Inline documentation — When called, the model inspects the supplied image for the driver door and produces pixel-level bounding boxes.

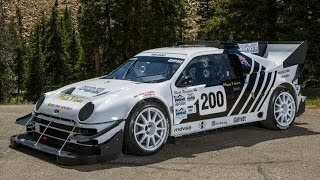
[171,54,241,126]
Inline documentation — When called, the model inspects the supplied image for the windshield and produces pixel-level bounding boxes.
[105,56,184,83]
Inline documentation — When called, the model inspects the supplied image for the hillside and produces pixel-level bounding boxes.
[2,0,79,37]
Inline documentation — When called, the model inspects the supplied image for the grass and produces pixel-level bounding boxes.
[304,88,320,108]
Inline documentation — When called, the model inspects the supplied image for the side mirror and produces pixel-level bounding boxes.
[176,75,193,87]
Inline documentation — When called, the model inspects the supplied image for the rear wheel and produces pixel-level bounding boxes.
[124,102,170,155]
[260,87,296,130]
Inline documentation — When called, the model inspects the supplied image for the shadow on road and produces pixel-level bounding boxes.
[11,122,320,171]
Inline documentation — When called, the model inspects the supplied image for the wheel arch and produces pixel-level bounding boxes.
[126,97,172,134]
[277,82,298,107]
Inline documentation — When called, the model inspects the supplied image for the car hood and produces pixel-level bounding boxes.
[68,78,143,98]
[37,79,152,121]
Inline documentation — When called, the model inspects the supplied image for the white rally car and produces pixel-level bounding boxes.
[11,41,307,165]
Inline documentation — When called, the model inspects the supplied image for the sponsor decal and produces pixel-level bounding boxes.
[168,59,183,64]
[151,53,166,57]
[187,93,195,102]
[48,103,72,111]
[174,125,191,132]
[238,42,259,53]
[198,121,207,129]
[187,105,196,114]
[237,54,251,67]
[78,86,105,94]
[174,90,182,95]
[133,91,155,98]
[182,89,193,93]
[223,81,241,87]
[174,95,186,106]
[175,108,187,119]
[233,116,246,123]
[58,94,84,103]
[278,69,291,78]
[193,88,198,92]
[211,120,227,127]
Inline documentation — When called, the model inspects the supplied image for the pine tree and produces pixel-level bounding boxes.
[198,0,278,40]
[24,23,45,102]
[0,0,17,103]
[44,0,67,89]
[78,0,107,78]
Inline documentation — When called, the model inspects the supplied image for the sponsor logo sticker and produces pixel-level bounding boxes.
[187,105,196,114]
[78,86,105,94]
[175,108,187,119]
[168,59,183,64]
[198,121,207,129]
[223,81,241,87]
[133,91,155,98]
[186,93,195,102]
[174,125,191,132]
[211,120,227,127]
[239,42,259,53]
[48,103,72,111]
[58,94,84,103]
[174,95,186,106]
[233,116,246,123]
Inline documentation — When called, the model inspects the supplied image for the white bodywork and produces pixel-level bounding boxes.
[34,43,306,144]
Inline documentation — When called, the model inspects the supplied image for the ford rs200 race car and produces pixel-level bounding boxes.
[11,41,308,165]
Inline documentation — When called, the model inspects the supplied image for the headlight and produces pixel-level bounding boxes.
[35,94,45,111]
[78,102,94,121]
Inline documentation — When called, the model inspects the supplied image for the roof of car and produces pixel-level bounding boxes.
[141,47,223,56]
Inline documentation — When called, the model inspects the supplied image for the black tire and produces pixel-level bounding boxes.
[123,102,170,155]
[260,87,296,130]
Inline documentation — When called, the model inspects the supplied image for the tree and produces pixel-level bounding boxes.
[199,0,279,40]
[78,0,108,78]
[24,23,45,102]
[0,0,18,103]
[44,0,67,89]
[277,0,320,83]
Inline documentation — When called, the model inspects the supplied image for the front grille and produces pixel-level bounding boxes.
[40,126,69,140]
[33,115,98,148]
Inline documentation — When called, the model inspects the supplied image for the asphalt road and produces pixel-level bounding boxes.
[1,105,320,180]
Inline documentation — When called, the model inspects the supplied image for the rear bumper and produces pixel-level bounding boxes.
[10,130,123,165]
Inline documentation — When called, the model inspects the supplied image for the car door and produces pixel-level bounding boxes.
[171,53,245,127]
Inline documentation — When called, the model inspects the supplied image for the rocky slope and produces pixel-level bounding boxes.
[2,0,79,37]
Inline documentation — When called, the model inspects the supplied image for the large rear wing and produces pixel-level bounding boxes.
[238,41,308,68]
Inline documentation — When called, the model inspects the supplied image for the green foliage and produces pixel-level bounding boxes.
[24,23,45,102]
[44,0,67,89]
[1,0,320,104]
[0,2,18,103]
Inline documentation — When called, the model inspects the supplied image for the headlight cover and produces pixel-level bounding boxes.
[78,102,94,121]
[35,94,45,111]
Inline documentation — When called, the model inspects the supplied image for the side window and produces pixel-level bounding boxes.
[228,53,252,77]
[176,54,236,87]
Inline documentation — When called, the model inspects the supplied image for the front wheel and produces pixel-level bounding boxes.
[260,87,296,130]
[124,102,170,155]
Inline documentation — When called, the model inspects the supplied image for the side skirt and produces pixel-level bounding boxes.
[171,112,265,137]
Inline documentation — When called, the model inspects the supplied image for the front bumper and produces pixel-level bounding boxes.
[10,130,123,165]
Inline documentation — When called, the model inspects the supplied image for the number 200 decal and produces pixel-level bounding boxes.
[199,86,227,115]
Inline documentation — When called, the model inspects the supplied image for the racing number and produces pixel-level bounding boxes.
[201,91,224,110]
[198,86,226,115]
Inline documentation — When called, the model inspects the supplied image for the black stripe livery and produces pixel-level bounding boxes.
[257,72,277,111]
[251,72,272,112]
[242,72,266,113]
